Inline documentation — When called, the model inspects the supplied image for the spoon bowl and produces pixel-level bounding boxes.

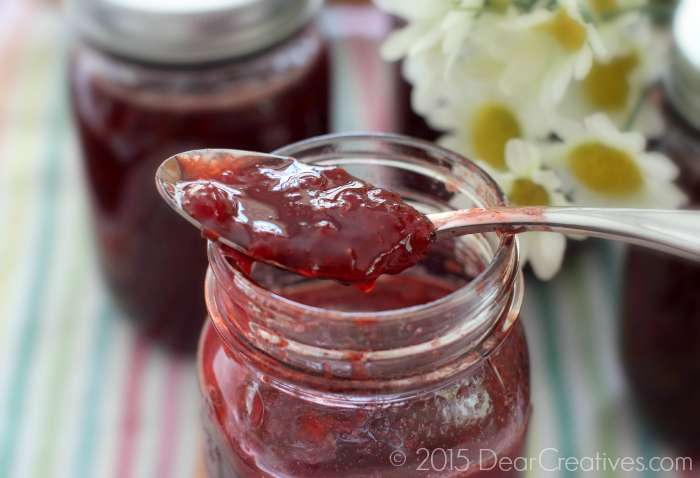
[155,148,294,263]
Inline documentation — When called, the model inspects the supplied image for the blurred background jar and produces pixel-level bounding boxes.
[67,0,331,354]
[621,0,700,455]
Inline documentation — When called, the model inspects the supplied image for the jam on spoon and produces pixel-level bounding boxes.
[156,149,700,289]
[162,150,436,286]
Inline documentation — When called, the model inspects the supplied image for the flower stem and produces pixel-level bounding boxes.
[624,85,653,131]
[601,3,675,22]
[512,0,540,12]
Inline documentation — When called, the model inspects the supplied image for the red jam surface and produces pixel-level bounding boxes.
[200,275,531,477]
[174,152,436,285]
[69,37,330,352]
[622,98,700,455]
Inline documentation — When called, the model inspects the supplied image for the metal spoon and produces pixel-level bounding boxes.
[156,149,700,263]
[430,207,700,261]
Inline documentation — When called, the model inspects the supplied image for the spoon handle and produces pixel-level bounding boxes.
[429,207,700,261]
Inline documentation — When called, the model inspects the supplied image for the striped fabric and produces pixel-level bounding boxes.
[0,2,694,478]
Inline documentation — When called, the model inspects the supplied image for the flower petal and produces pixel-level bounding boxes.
[380,24,428,60]
[505,139,540,176]
[527,232,567,280]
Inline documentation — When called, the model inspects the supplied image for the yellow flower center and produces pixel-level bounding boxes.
[509,178,551,206]
[540,9,588,52]
[582,53,639,111]
[471,103,522,171]
[568,142,644,196]
[588,0,618,14]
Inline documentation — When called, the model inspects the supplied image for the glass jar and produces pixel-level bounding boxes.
[67,0,331,353]
[198,134,531,477]
[621,0,700,454]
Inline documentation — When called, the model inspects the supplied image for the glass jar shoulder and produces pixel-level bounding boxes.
[69,24,329,111]
[69,23,331,153]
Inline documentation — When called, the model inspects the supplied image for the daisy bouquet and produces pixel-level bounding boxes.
[377,0,685,279]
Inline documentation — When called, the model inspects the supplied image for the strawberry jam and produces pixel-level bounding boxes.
[172,151,436,285]
[69,17,329,352]
[196,135,531,477]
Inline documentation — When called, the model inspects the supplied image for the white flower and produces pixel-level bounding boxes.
[375,0,684,282]
[558,10,665,134]
[400,11,522,118]
[547,114,686,208]
[400,46,452,117]
[434,84,551,172]
[378,0,486,67]
[495,140,571,280]
[497,0,608,107]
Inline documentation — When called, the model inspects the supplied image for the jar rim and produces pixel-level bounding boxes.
[208,132,519,323]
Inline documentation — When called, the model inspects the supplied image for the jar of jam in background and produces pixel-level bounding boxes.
[621,0,700,455]
[199,134,531,477]
[67,0,331,353]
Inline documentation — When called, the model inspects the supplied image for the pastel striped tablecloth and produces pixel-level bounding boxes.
[0,2,695,477]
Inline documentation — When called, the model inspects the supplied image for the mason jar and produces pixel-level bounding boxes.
[198,134,531,477]
[67,0,331,353]
[621,0,700,454]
